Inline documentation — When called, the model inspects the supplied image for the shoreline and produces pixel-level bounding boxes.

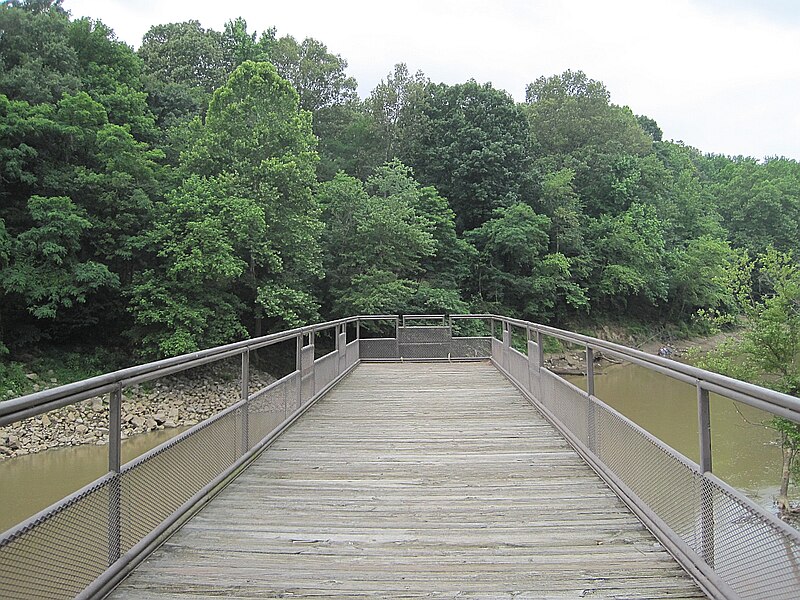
[0,363,274,460]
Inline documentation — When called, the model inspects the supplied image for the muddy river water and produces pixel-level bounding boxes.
[566,361,789,509]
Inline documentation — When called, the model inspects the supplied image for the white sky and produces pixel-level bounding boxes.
[63,0,800,161]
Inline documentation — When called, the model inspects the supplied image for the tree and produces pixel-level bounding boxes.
[181,60,323,336]
[138,20,228,128]
[667,235,739,322]
[698,248,800,512]
[317,167,436,316]
[0,0,80,105]
[710,157,800,256]
[538,168,583,254]
[525,70,652,217]
[584,203,668,314]
[367,63,429,163]
[0,196,117,323]
[268,34,359,179]
[467,203,587,321]
[403,80,531,232]
[129,175,260,356]
[268,35,357,114]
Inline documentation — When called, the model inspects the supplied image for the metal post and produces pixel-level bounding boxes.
[310,331,316,396]
[698,385,712,473]
[296,333,302,408]
[240,349,250,455]
[586,347,597,453]
[502,322,510,371]
[536,330,544,370]
[108,386,122,474]
[697,383,715,566]
[107,385,122,566]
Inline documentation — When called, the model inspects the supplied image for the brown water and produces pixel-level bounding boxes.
[567,362,789,510]
[0,428,186,533]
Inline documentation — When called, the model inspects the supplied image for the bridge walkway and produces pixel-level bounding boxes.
[110,361,703,598]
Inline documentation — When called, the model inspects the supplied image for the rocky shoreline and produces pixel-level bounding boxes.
[0,364,274,460]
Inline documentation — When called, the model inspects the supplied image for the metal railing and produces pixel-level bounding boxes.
[480,314,800,600]
[2,314,800,599]
[0,317,363,600]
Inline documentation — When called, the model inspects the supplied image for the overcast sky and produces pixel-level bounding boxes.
[63,0,800,161]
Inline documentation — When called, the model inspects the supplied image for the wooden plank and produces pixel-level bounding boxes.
[110,362,705,598]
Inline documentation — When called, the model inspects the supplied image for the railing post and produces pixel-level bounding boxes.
[586,347,597,453]
[697,382,715,566]
[502,322,511,372]
[355,320,361,361]
[697,385,712,473]
[536,330,544,370]
[240,349,250,455]
[395,316,401,359]
[107,384,122,566]
[310,331,316,397]
[296,333,303,408]
[337,324,346,374]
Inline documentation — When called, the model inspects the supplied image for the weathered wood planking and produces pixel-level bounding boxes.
[110,362,705,599]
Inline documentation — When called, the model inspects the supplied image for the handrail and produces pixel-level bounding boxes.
[3,313,800,600]
[487,314,800,421]
[0,316,360,425]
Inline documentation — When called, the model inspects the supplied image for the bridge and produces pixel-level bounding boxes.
[1,315,799,599]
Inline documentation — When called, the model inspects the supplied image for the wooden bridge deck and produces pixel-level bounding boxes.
[110,362,704,599]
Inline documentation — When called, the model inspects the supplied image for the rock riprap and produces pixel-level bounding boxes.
[0,364,274,459]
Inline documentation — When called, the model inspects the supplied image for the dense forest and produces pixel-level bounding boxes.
[1,0,800,362]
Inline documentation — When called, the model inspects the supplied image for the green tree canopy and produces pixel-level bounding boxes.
[403,80,531,232]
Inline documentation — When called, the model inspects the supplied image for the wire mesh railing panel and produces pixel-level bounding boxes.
[359,338,398,359]
[593,400,702,542]
[397,342,450,359]
[397,326,451,343]
[119,408,240,552]
[0,478,113,599]
[491,338,503,363]
[345,340,358,368]
[540,370,588,446]
[286,372,301,414]
[301,373,314,405]
[248,376,293,446]
[313,352,339,394]
[507,348,530,391]
[449,337,491,358]
[707,479,800,599]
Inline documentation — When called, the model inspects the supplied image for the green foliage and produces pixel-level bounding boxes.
[2,3,800,369]
[467,203,587,321]
[128,173,260,356]
[668,236,740,320]
[403,80,532,232]
[710,157,800,256]
[696,248,800,500]
[585,203,668,311]
[367,63,429,164]
[269,35,357,114]
[0,196,117,319]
